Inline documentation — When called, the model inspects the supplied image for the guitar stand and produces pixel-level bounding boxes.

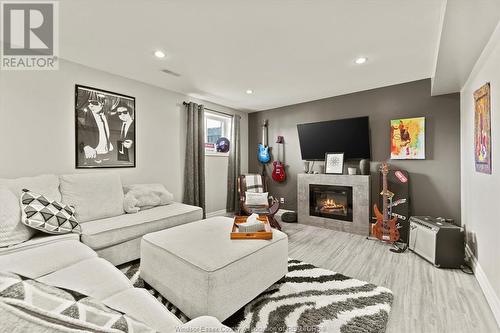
[366,235,408,254]
[389,242,408,253]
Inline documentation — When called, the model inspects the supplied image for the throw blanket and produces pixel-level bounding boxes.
[245,174,264,193]
[123,184,174,213]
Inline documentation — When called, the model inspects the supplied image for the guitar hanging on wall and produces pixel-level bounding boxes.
[372,162,400,243]
[258,120,271,164]
[272,136,286,182]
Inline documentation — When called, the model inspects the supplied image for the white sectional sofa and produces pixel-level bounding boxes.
[0,173,203,265]
[0,172,231,332]
[81,203,202,265]
[0,233,233,332]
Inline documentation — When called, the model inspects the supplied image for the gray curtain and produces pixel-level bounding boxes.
[183,102,206,218]
[226,114,241,213]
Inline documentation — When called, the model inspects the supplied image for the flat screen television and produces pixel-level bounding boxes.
[297,116,371,160]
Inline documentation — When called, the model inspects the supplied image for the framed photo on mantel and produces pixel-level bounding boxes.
[324,152,344,174]
[75,85,136,168]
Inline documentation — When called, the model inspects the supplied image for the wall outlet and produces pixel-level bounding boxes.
[280,197,285,204]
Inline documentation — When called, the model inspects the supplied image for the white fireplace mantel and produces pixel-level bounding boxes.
[297,174,371,236]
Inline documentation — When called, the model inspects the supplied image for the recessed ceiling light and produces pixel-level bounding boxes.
[246,89,254,94]
[355,57,367,64]
[154,50,166,58]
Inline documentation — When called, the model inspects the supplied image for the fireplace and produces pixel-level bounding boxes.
[309,184,353,222]
[299,174,370,236]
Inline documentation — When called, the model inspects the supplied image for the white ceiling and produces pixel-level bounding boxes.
[55,0,499,112]
[431,0,500,96]
[57,0,448,112]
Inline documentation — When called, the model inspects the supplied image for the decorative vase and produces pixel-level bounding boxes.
[303,161,310,173]
[359,159,370,175]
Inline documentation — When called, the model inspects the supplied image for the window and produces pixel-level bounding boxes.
[206,118,223,144]
[205,111,232,155]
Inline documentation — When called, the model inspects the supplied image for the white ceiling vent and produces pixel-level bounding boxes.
[160,69,181,77]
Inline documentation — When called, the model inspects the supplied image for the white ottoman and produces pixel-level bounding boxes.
[140,216,288,321]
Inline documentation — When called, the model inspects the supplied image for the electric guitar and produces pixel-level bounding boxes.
[272,136,286,182]
[372,163,400,243]
[258,120,271,164]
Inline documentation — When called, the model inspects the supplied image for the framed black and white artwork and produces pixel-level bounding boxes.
[324,152,344,174]
[75,85,136,168]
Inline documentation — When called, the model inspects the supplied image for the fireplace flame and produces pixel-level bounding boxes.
[318,198,347,215]
[322,199,344,209]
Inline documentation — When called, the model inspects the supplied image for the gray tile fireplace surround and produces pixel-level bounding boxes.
[297,174,371,236]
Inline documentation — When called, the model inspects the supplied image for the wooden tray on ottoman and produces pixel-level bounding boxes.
[231,215,273,240]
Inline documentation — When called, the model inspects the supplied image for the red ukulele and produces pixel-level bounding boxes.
[272,136,286,182]
[372,163,400,243]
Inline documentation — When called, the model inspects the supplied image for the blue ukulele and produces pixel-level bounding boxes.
[258,120,271,164]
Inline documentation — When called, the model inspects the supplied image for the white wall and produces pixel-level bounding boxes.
[461,22,500,325]
[205,156,230,214]
[0,59,248,213]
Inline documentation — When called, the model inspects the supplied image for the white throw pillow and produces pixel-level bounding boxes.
[124,183,173,196]
[245,191,269,206]
[59,173,124,223]
[123,184,174,214]
[0,188,34,247]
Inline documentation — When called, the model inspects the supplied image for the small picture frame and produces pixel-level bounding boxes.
[324,152,344,174]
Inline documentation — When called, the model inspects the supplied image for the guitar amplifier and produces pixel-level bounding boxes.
[408,216,465,268]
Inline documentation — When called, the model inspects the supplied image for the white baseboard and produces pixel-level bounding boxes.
[206,209,227,218]
[466,245,500,327]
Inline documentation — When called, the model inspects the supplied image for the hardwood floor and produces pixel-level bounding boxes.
[281,222,499,333]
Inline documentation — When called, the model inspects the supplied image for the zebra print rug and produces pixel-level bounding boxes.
[119,259,393,333]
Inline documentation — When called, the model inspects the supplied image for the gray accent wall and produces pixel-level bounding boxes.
[248,79,461,222]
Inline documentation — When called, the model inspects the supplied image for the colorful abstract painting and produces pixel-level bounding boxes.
[390,117,425,160]
[474,83,492,174]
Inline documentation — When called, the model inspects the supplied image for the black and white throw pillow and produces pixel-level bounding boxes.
[0,272,156,333]
[20,189,81,234]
